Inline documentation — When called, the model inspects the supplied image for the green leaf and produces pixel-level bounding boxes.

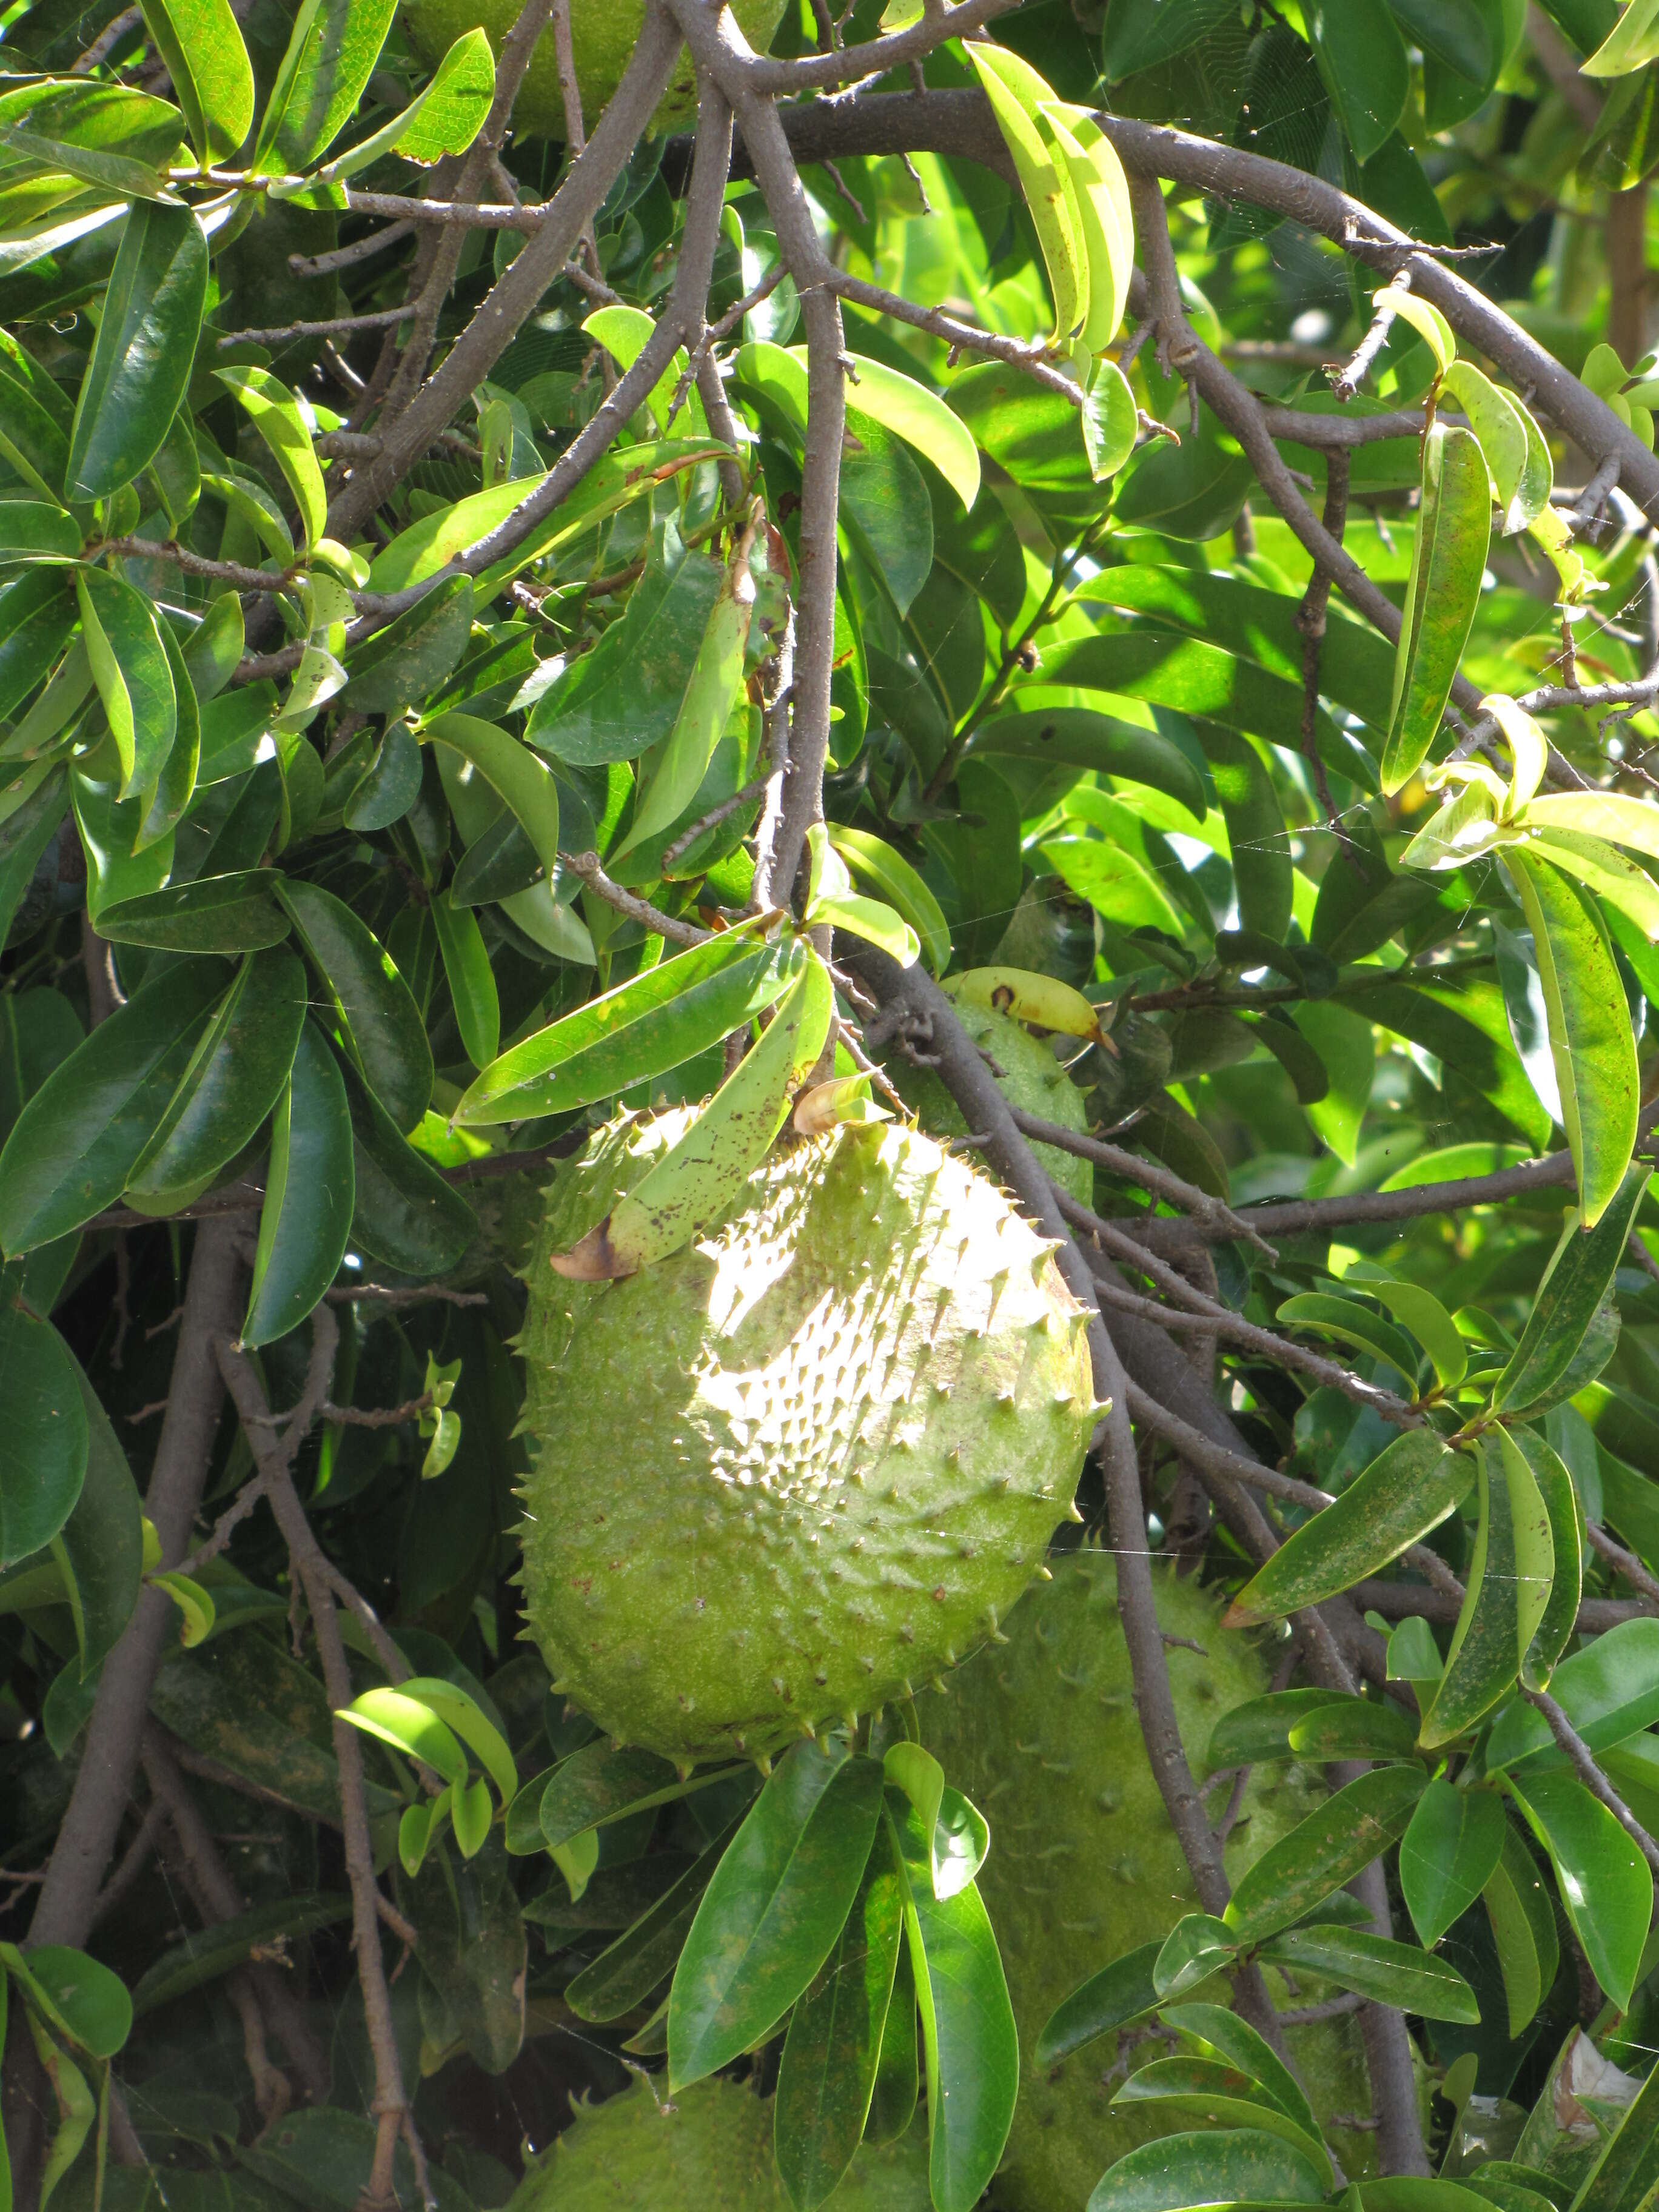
[343,575,474,719]
[339,1055,475,1278]
[1087,2128,1330,2212]
[1510,1426,1582,1691]
[1518,828,1659,942]
[0,768,69,948]
[946,361,1134,511]
[1399,1780,1507,1948]
[612,548,752,866]
[1487,1617,1659,1771]
[1489,1164,1649,1413]
[1305,0,1409,156]
[431,888,499,1070]
[0,1305,87,1570]
[1259,1923,1479,2021]
[75,565,177,799]
[1223,1765,1429,1943]
[0,959,222,1253]
[1285,1698,1423,1763]
[885,1798,1018,2212]
[52,1356,141,1675]
[1033,1941,1161,2066]
[150,1567,214,1645]
[551,948,828,1280]
[1112,2058,1333,2176]
[826,828,951,978]
[1381,425,1492,794]
[1506,851,1639,1226]
[1274,1292,1422,1378]
[64,202,206,500]
[0,571,76,720]
[970,706,1207,817]
[341,725,423,834]
[1507,1770,1649,2009]
[215,366,326,549]
[5,1942,132,2059]
[774,1851,905,2212]
[0,502,80,560]
[139,0,255,159]
[1441,361,1540,533]
[1153,1912,1238,1998]
[1584,0,1659,72]
[309,25,494,181]
[394,1676,516,1804]
[565,1801,754,2022]
[1162,2003,1321,2147]
[867,1939,919,2145]
[425,714,560,883]
[1205,1689,1358,1769]
[1361,975,1552,1148]
[1420,1429,1554,1749]
[669,1740,883,2089]
[253,0,399,170]
[1561,2028,1659,2212]
[1482,1818,1558,2036]
[131,1893,350,2017]
[526,514,723,766]
[97,871,289,954]
[1226,1430,1474,1624]
[125,945,306,1204]
[278,877,433,1134]
[338,1685,469,1788]
[243,1019,354,1347]
[788,346,979,514]
[534,1742,744,1852]
[1348,1270,1469,1388]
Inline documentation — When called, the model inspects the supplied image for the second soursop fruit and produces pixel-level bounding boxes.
[507,2077,930,2211]
[885,996,1093,1208]
[517,1113,1096,1763]
[919,1552,1374,2211]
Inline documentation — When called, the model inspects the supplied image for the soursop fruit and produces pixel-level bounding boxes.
[918,1552,1374,2212]
[517,1112,1096,1763]
[884,997,1094,1208]
[507,2077,930,2211]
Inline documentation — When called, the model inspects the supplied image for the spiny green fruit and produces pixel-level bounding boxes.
[448,1162,554,1286]
[401,0,788,141]
[917,1552,1375,2212]
[506,2078,931,2210]
[884,998,1094,1209]
[990,875,1098,989]
[516,1111,1096,1763]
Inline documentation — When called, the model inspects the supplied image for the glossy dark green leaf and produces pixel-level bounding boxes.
[0,571,76,720]
[139,610,200,853]
[75,564,176,799]
[1487,1617,1659,1770]
[1152,1912,1238,1999]
[1482,1818,1559,2036]
[343,575,474,718]
[431,888,499,1071]
[1399,1779,1506,1948]
[1205,1689,1354,1769]
[255,0,398,172]
[139,0,255,158]
[126,947,306,1204]
[534,1742,734,1851]
[774,1853,905,2212]
[1162,2004,1320,2146]
[64,201,206,500]
[1305,0,1409,158]
[565,1802,754,2023]
[528,517,723,765]
[669,1741,884,2090]
[968,708,1207,817]
[1508,1770,1649,2010]
[1285,1697,1421,1763]
[885,1798,1017,2212]
[1111,414,1255,542]
[97,870,289,953]
[0,501,79,559]
[397,1837,526,2075]
[1111,2057,1331,2171]
[866,1939,919,2145]
[0,360,72,498]
[1509,1426,1582,1690]
[279,877,433,1134]
[1224,1765,1427,1943]
[946,360,1127,514]
[341,724,423,833]
[1275,1292,1421,1378]
[1421,1429,1553,1749]
[243,1019,354,1348]
[1507,854,1639,1227]
[1362,974,1553,1148]
[0,959,222,1252]
[1087,2128,1329,2212]
[1226,1430,1473,1625]
[1033,1942,1161,2068]
[55,1355,141,1674]
[1490,1164,1649,1413]
[0,766,69,947]
[8,1941,132,2057]
[456,930,796,1125]
[339,1056,475,1277]
[0,1303,87,1568]
[1381,425,1491,793]
[132,1894,350,2017]
[1259,1923,1480,2020]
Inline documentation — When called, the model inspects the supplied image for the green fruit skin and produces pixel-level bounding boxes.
[885,998,1094,1210]
[917,1553,1375,2212]
[516,1112,1096,1764]
[401,0,788,139]
[507,2077,931,2211]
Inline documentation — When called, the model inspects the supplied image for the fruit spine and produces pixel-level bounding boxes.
[515,1111,1097,1763]
[918,1551,1375,2212]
